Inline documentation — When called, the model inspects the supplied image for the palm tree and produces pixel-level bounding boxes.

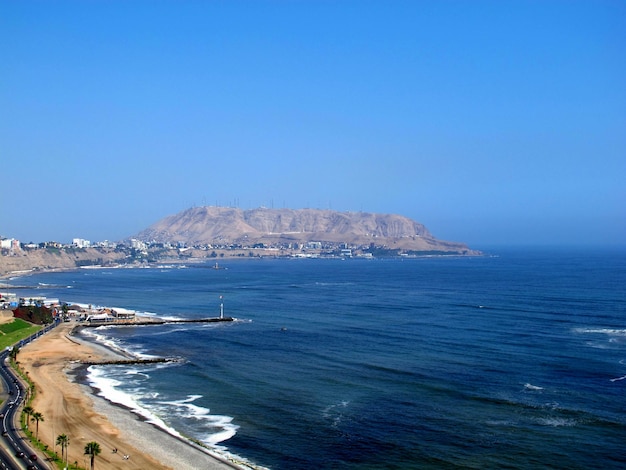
[9,345,19,361]
[22,405,33,430]
[84,441,101,470]
[56,433,70,467]
[30,411,44,440]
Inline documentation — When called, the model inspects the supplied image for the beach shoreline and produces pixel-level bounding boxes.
[17,321,252,470]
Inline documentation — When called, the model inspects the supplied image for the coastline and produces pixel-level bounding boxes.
[18,321,252,470]
[0,245,484,279]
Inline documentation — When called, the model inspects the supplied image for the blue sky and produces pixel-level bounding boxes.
[1,0,624,248]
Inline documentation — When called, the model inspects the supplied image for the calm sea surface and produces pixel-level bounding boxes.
[9,248,626,469]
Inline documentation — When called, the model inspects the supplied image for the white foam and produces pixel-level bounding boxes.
[81,328,157,360]
[609,375,626,382]
[87,367,186,438]
[124,369,150,379]
[322,400,350,428]
[524,383,544,391]
[204,425,238,447]
[157,395,239,446]
[573,328,626,336]
[159,315,186,322]
[485,419,515,426]
[81,328,127,354]
[536,417,577,427]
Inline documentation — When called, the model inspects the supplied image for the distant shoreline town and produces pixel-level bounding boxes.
[0,234,479,278]
[1,207,481,277]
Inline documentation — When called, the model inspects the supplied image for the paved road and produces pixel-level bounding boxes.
[0,322,60,470]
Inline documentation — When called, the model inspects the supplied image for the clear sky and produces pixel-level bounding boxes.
[1,0,624,248]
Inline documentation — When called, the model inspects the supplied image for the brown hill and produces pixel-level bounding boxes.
[0,247,127,276]
[132,207,478,254]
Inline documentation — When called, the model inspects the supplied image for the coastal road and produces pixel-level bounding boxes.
[0,349,39,469]
[0,325,59,470]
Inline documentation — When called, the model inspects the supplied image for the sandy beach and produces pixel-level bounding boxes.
[16,321,245,470]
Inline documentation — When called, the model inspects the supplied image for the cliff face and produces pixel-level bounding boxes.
[0,247,126,276]
[132,207,476,254]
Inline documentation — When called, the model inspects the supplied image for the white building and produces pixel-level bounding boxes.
[130,239,148,250]
[73,238,91,248]
[95,240,117,248]
[0,238,20,251]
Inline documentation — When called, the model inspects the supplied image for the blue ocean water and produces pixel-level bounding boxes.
[10,248,626,469]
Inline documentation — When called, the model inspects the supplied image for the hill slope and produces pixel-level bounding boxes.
[0,247,126,276]
[132,207,478,254]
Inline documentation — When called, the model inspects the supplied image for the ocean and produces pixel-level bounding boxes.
[8,248,626,469]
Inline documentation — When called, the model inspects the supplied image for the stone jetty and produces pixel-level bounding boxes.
[81,357,179,366]
[82,317,235,327]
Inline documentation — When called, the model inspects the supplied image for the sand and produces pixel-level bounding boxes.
[17,321,245,470]
[0,310,14,324]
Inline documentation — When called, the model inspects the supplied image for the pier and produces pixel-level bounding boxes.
[82,317,235,327]
[81,357,180,366]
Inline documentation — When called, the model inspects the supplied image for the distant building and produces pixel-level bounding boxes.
[73,238,91,248]
[0,238,21,252]
[112,309,136,321]
[0,292,18,308]
[86,313,116,323]
[95,240,117,248]
[130,239,148,250]
[42,241,63,249]
[19,296,47,306]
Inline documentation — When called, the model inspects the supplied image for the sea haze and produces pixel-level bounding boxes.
[14,249,626,469]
